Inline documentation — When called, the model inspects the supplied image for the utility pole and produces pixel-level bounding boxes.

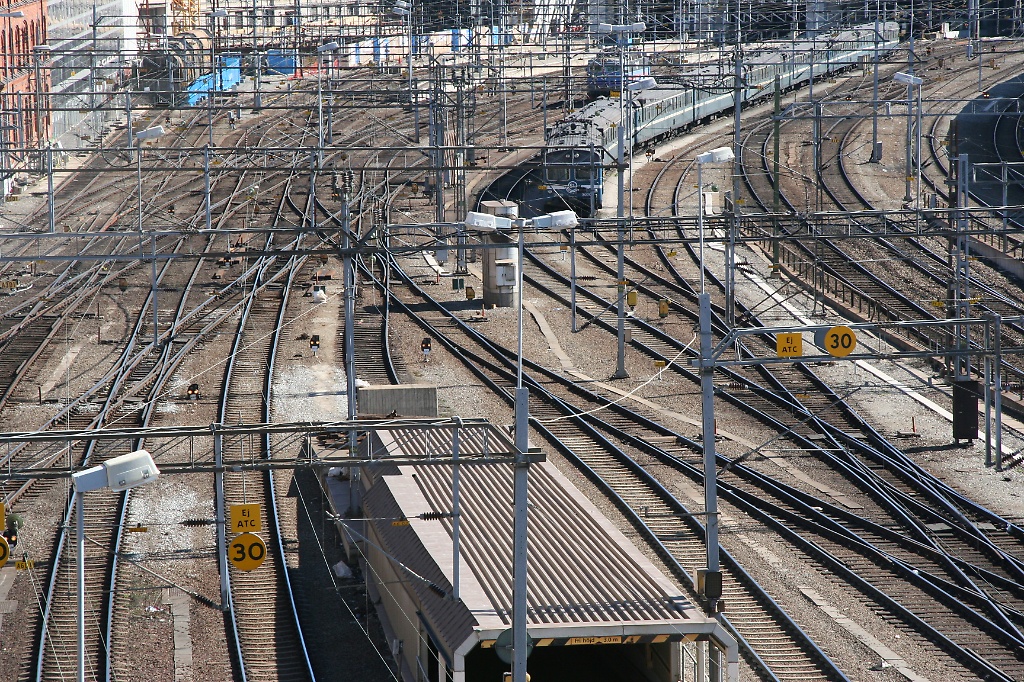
[869,4,882,162]
[727,0,743,327]
[772,75,781,274]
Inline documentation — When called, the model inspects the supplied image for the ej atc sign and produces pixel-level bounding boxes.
[230,503,262,533]
[229,532,267,572]
[0,535,9,569]
[776,332,803,358]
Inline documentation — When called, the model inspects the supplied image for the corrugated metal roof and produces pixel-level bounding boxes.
[367,422,517,461]
[361,428,709,660]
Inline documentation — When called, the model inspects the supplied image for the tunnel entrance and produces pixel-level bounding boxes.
[466,640,679,682]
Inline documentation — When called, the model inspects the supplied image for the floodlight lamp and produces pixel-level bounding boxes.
[532,210,579,229]
[33,44,51,52]
[318,41,339,52]
[630,22,646,33]
[393,7,411,15]
[103,450,160,492]
[893,71,923,86]
[73,449,160,493]
[0,11,25,18]
[464,212,513,232]
[597,23,613,33]
[696,147,734,164]
[627,77,657,92]
[208,9,228,17]
[135,125,166,140]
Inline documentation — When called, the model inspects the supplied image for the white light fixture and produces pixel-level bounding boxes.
[0,11,25,18]
[208,9,228,17]
[393,0,411,15]
[33,44,51,51]
[696,147,735,164]
[73,449,161,493]
[893,71,923,86]
[135,125,166,141]
[532,210,578,228]
[318,41,339,52]
[464,211,513,231]
[628,76,657,92]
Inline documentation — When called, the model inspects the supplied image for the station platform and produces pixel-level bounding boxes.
[323,423,737,682]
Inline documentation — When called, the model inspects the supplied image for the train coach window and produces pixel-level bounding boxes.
[575,165,593,181]
[548,165,571,182]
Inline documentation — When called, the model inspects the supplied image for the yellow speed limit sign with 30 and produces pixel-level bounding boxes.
[818,325,857,358]
[229,532,267,572]
[0,535,9,569]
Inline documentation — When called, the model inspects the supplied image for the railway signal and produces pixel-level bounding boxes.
[658,299,669,318]
[421,337,432,362]
[310,334,320,355]
[187,383,200,401]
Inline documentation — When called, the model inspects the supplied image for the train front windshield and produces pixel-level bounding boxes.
[545,149,597,184]
[545,150,572,183]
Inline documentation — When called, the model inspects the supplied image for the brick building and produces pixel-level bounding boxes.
[0,0,49,194]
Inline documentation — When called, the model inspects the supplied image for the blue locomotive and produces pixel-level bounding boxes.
[541,22,900,213]
[586,49,652,97]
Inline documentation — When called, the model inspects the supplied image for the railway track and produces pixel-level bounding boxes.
[386,254,847,681]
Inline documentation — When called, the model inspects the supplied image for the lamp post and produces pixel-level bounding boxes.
[72,449,160,682]
[695,146,735,294]
[316,42,339,146]
[393,0,414,103]
[694,145,733,621]
[597,21,648,381]
[206,10,227,147]
[136,125,166,348]
[869,4,883,162]
[32,44,53,233]
[251,0,262,110]
[32,44,51,148]
[464,209,578,682]
[894,71,923,207]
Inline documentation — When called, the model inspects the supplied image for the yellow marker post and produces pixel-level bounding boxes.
[776,332,803,358]
[229,504,262,533]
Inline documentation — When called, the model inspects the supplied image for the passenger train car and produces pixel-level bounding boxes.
[540,22,900,213]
